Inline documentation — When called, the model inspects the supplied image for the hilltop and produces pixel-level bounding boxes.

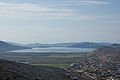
[88,43,120,64]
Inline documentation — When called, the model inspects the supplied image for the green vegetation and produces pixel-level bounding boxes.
[0,52,87,68]
[31,64,70,68]
[28,53,86,68]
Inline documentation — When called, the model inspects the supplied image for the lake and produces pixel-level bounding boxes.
[9,47,95,53]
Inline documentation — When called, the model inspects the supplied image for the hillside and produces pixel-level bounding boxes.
[0,41,31,52]
[0,59,70,80]
[69,44,120,80]
[88,44,120,64]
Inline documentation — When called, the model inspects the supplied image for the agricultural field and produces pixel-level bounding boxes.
[0,52,88,68]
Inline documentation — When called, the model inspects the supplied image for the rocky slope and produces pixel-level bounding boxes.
[69,44,120,80]
[88,43,120,64]
[0,59,70,80]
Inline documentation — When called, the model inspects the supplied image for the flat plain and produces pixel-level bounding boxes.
[0,52,87,68]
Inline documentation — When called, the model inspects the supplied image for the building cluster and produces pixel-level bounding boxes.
[69,56,120,80]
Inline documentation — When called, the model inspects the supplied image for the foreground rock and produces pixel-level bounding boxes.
[0,59,69,80]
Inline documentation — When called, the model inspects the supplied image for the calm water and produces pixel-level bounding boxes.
[10,47,95,53]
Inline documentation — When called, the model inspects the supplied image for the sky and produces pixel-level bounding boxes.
[0,0,120,43]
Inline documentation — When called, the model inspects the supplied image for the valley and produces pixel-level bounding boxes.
[0,41,120,80]
[0,52,87,68]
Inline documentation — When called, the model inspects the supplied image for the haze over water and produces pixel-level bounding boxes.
[9,47,95,53]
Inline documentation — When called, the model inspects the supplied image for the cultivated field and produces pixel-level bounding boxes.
[0,52,88,68]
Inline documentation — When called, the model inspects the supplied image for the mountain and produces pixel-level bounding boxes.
[0,59,71,80]
[0,41,31,52]
[66,42,111,48]
[8,42,25,46]
[25,43,75,48]
[25,42,111,48]
[25,43,50,48]
[88,43,120,64]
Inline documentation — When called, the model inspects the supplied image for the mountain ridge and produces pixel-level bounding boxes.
[0,41,31,52]
[10,42,111,48]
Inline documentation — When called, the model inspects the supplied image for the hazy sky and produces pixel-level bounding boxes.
[0,0,120,43]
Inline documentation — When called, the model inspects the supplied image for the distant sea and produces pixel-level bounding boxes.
[9,47,95,53]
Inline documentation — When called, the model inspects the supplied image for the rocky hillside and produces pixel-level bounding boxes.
[69,44,120,80]
[0,41,31,52]
[0,59,70,80]
[88,44,120,64]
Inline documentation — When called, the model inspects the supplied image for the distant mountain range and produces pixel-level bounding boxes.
[25,42,112,48]
[0,40,114,52]
[0,41,31,52]
[9,42,112,48]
